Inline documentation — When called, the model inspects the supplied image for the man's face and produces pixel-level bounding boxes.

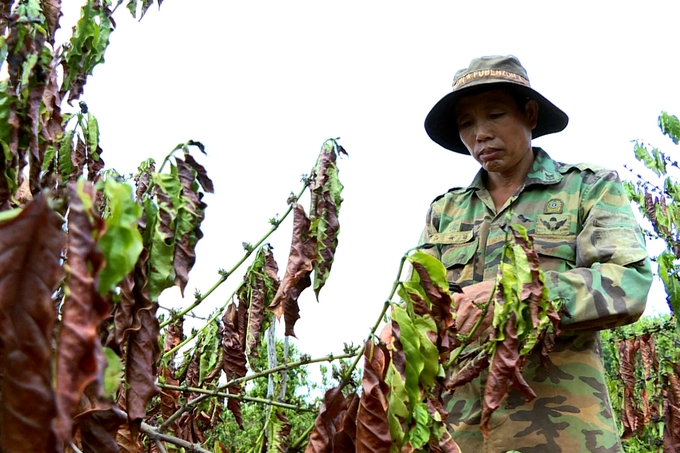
[455,89,538,175]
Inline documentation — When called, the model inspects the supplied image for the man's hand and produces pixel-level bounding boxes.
[453,280,496,338]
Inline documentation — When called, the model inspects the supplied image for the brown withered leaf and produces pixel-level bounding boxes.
[356,342,391,453]
[125,250,161,428]
[115,421,144,452]
[333,393,359,452]
[42,0,63,43]
[163,317,184,356]
[106,272,138,354]
[0,194,64,452]
[445,352,489,392]
[27,80,48,195]
[183,152,214,193]
[411,261,456,354]
[55,182,111,442]
[619,337,641,439]
[241,246,280,358]
[305,387,348,453]
[173,158,206,295]
[480,313,535,438]
[664,362,680,453]
[639,333,658,381]
[309,146,342,299]
[87,146,105,183]
[221,303,247,428]
[269,204,316,337]
[77,408,126,453]
[159,366,180,434]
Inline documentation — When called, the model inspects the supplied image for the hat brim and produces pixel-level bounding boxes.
[424,82,569,154]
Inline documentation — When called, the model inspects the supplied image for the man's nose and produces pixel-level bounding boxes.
[475,121,494,142]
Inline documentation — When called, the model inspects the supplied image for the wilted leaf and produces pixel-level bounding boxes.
[173,158,207,295]
[78,408,126,453]
[481,313,535,438]
[241,245,280,359]
[183,152,214,193]
[61,0,114,103]
[309,143,343,298]
[160,365,180,434]
[269,204,316,337]
[220,303,248,428]
[0,194,64,451]
[333,393,359,452]
[356,342,391,453]
[305,387,348,453]
[42,0,63,44]
[98,177,143,295]
[664,362,680,452]
[268,408,292,453]
[55,181,111,442]
[125,250,161,427]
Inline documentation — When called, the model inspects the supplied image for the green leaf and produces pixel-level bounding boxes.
[385,362,408,446]
[102,347,123,398]
[391,305,424,410]
[198,321,220,384]
[59,130,75,182]
[409,401,430,449]
[657,251,680,333]
[413,315,439,389]
[407,251,449,292]
[96,177,143,295]
[659,111,680,145]
[86,112,99,155]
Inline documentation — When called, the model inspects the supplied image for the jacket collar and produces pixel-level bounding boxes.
[468,147,563,190]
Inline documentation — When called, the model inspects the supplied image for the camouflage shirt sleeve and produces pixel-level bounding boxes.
[545,168,652,331]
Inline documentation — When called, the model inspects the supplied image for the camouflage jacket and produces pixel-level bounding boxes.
[419,148,652,453]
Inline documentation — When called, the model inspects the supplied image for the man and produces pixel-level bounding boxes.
[420,55,652,452]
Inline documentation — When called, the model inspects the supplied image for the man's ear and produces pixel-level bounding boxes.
[525,100,539,130]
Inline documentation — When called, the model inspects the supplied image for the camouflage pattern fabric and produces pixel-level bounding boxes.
[418,148,652,453]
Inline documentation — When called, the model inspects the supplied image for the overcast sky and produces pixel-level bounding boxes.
[59,1,680,358]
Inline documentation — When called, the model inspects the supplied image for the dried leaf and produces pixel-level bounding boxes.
[305,387,348,453]
[619,337,641,438]
[42,0,63,43]
[220,303,247,428]
[183,152,214,193]
[333,393,359,452]
[78,408,126,453]
[268,409,292,453]
[481,313,535,438]
[444,352,489,392]
[173,158,207,295]
[159,366,180,434]
[664,362,680,452]
[269,204,316,337]
[125,251,161,427]
[310,144,343,298]
[0,194,64,451]
[55,182,111,442]
[240,246,280,358]
[356,342,391,453]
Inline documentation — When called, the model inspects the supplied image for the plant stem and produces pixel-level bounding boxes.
[162,284,242,359]
[157,383,314,411]
[159,179,310,330]
[157,351,358,434]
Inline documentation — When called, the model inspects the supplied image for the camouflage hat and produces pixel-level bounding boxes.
[424,55,569,154]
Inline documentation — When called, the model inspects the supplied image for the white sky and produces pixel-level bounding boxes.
[59,1,680,359]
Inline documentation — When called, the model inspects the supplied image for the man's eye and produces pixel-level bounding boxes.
[489,112,505,119]
[458,120,472,129]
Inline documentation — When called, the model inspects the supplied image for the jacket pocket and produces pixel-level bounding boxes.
[533,234,576,272]
[434,230,478,285]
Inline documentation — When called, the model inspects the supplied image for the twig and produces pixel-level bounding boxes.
[160,178,311,329]
[157,383,315,411]
[154,440,168,453]
[110,406,212,453]
[157,351,358,434]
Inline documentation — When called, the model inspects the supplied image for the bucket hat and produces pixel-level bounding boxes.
[424,55,569,154]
